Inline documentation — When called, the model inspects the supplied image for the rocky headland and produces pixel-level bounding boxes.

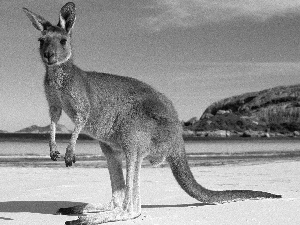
[183,84,300,138]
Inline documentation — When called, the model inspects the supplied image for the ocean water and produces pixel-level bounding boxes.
[0,141,101,157]
[0,138,300,156]
[0,139,300,167]
[185,138,300,154]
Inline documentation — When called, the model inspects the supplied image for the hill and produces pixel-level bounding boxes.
[185,84,300,137]
[15,124,71,133]
[1,124,94,141]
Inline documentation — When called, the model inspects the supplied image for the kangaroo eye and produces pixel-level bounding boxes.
[60,39,67,45]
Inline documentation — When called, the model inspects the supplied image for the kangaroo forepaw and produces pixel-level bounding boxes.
[49,142,60,161]
[65,152,76,167]
[50,150,61,161]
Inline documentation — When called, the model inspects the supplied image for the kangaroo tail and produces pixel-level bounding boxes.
[167,150,281,203]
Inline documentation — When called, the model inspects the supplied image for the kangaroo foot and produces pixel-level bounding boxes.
[58,203,113,215]
[65,207,141,225]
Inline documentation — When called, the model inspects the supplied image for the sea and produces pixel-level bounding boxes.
[0,138,300,167]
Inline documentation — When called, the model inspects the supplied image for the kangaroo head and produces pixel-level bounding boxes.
[23,2,76,66]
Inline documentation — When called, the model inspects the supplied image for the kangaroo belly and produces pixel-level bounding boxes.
[83,111,117,140]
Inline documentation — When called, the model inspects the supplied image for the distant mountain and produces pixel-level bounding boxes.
[0,130,8,133]
[15,124,71,133]
[186,84,300,135]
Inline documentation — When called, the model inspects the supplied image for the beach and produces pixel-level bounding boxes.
[0,160,299,225]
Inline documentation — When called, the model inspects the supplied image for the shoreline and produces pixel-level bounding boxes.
[2,132,300,143]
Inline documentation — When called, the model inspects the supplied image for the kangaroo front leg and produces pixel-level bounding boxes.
[49,106,62,161]
[65,115,87,167]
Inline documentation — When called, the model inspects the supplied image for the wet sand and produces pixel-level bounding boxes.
[0,160,299,225]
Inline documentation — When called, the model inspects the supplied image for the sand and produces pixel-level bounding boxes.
[0,160,299,225]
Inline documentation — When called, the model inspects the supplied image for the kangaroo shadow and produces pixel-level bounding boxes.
[0,200,212,220]
[0,201,85,215]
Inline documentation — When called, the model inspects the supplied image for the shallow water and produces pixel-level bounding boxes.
[1,138,300,156]
[0,141,101,157]
[185,138,300,154]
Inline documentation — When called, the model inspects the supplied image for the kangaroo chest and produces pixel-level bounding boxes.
[45,67,69,89]
[45,68,79,118]
[45,68,119,140]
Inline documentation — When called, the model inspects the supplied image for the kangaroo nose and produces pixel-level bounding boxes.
[44,52,54,59]
[43,51,56,64]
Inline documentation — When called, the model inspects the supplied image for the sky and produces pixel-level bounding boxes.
[2,0,300,132]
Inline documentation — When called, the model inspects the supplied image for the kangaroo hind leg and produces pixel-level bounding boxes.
[58,142,126,215]
[66,140,144,224]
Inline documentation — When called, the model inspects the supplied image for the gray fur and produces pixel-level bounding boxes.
[23,2,281,224]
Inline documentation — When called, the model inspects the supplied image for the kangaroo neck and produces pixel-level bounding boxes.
[45,59,74,89]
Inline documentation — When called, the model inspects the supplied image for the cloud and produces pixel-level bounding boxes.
[140,0,300,31]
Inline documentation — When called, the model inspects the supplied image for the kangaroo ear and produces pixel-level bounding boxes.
[23,7,52,31]
[58,2,76,33]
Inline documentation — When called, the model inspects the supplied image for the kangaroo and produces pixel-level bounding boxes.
[23,2,281,224]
